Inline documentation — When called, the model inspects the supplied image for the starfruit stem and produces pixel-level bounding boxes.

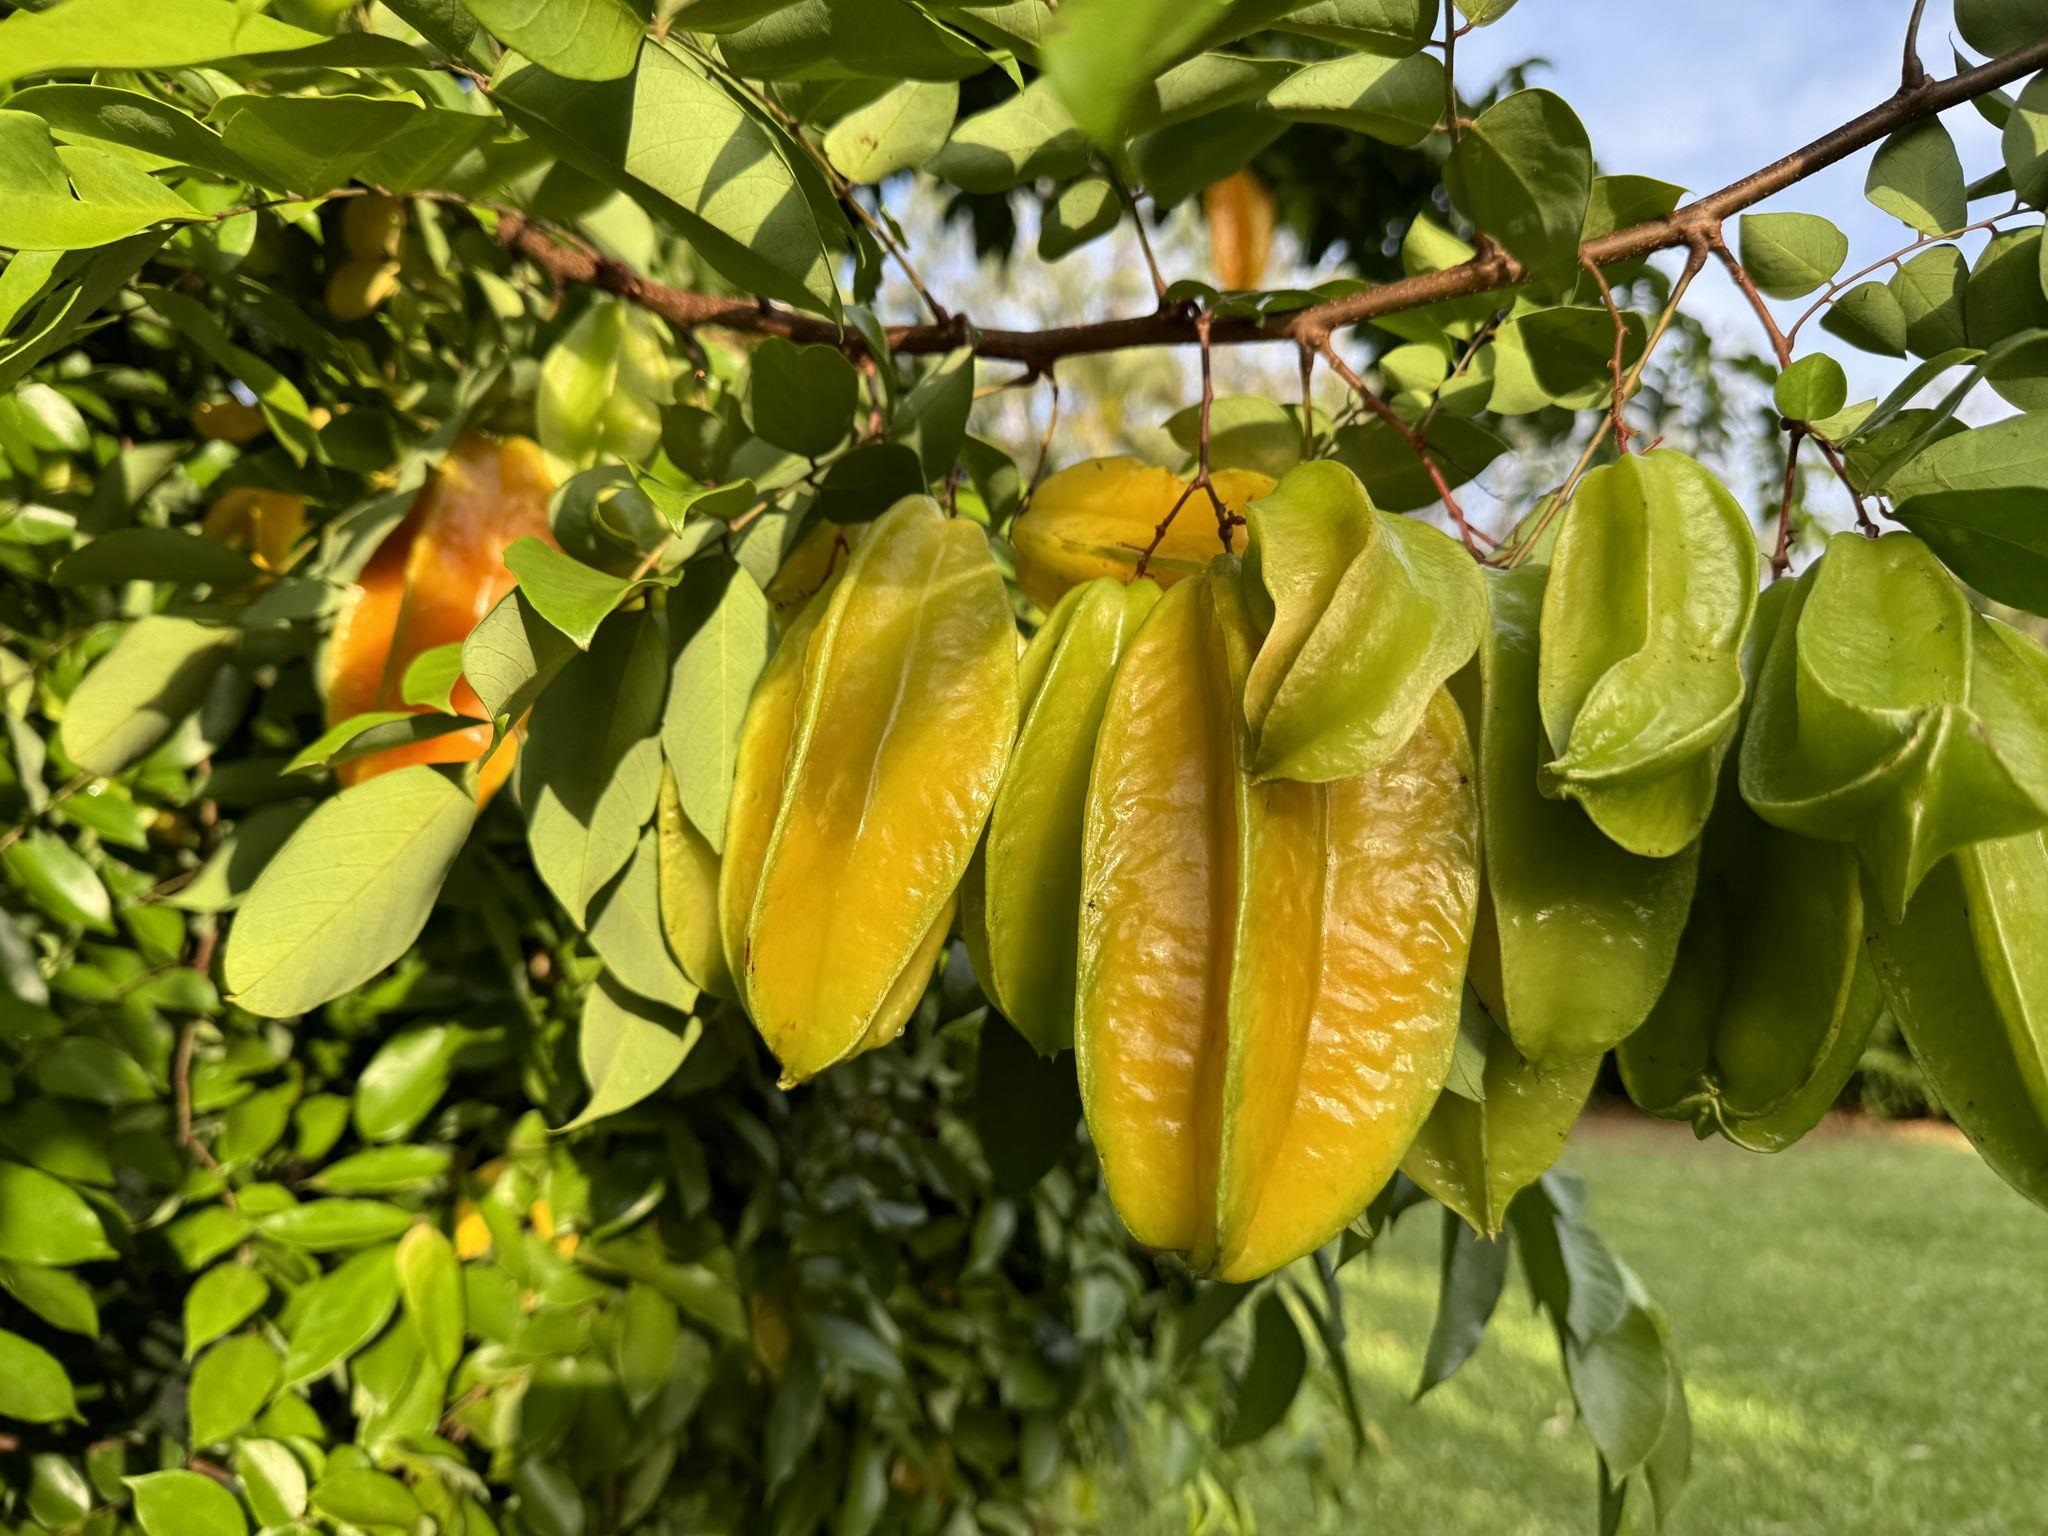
[1773,427,1806,580]
[1135,311,1244,578]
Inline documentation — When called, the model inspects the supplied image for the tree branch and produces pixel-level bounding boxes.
[494,38,2048,367]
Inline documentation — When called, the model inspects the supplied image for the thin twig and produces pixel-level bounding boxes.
[1113,171,1170,304]
[1442,5,1462,144]
[1784,209,2018,344]
[1134,313,1244,573]
[1902,0,1931,90]
[1583,256,1637,451]
[1322,342,1492,552]
[1774,428,1807,578]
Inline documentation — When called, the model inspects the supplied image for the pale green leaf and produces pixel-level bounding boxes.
[0,0,321,86]
[188,1334,279,1446]
[0,112,199,250]
[929,81,1088,193]
[663,567,771,852]
[0,1160,115,1266]
[0,1329,78,1423]
[587,825,699,1010]
[280,1243,399,1384]
[211,94,422,197]
[183,1264,269,1358]
[58,617,237,778]
[1867,119,1965,236]
[823,80,957,183]
[1262,50,1443,146]
[462,0,644,81]
[396,1224,465,1373]
[1039,174,1120,261]
[8,84,261,180]
[1774,354,1849,422]
[719,0,987,82]
[564,971,702,1128]
[1738,211,1849,301]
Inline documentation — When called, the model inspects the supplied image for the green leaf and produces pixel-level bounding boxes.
[210,94,422,198]
[565,971,702,1128]
[894,345,974,480]
[1328,414,1506,513]
[1958,0,2048,54]
[1567,1304,1674,1479]
[0,111,200,250]
[31,1036,151,1104]
[501,537,660,649]
[1414,1207,1509,1399]
[0,1259,99,1338]
[0,1329,78,1423]
[255,1200,415,1251]
[311,1469,422,1530]
[0,1163,113,1261]
[521,610,667,924]
[462,0,644,81]
[10,84,261,181]
[1867,120,1965,237]
[1165,394,1302,478]
[400,643,466,713]
[1821,280,1909,358]
[973,1016,1081,1196]
[1041,0,1220,145]
[1894,488,2048,615]
[1892,244,1969,357]
[1134,51,1296,134]
[1445,90,1593,292]
[313,1145,453,1194]
[3,832,112,934]
[2005,72,2048,208]
[463,587,578,721]
[280,1244,400,1384]
[145,289,317,464]
[0,0,326,85]
[930,81,1088,193]
[351,107,495,195]
[814,443,926,525]
[1221,1293,1306,1446]
[748,337,857,458]
[235,1441,307,1529]
[396,1223,465,1374]
[1580,174,1686,240]
[1455,0,1517,22]
[223,766,475,1018]
[183,1264,269,1358]
[719,0,987,81]
[128,1472,247,1536]
[538,296,672,471]
[663,566,771,852]
[824,80,957,183]
[188,1333,278,1447]
[0,230,166,393]
[1774,354,1849,421]
[1040,175,1120,261]
[1262,50,1443,146]
[1738,211,1849,301]
[1889,411,2048,498]
[58,618,237,778]
[493,42,842,316]
[51,527,260,588]
[587,825,699,1009]
[353,1024,467,1143]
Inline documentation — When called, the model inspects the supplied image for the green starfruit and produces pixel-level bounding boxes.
[963,576,1160,1054]
[1738,530,2048,921]
[1538,449,1759,857]
[1240,460,1486,782]
[1458,565,1698,1066]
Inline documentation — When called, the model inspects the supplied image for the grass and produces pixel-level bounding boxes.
[1139,1114,2048,1535]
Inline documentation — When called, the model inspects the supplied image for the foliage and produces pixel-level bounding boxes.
[6,0,2048,1532]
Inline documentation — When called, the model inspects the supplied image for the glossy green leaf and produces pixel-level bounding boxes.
[1738,211,1849,301]
[1263,50,1444,146]
[280,1243,400,1384]
[396,1223,465,1374]
[310,1468,423,1529]
[565,972,701,1129]
[1445,90,1593,292]
[0,1329,78,1423]
[462,0,644,81]
[189,1333,279,1446]
[1240,460,1483,782]
[1538,449,1759,857]
[51,527,259,588]
[1894,487,2048,614]
[223,767,475,1018]
[973,1012,1082,1194]
[313,1145,453,1194]
[1568,1304,1673,1479]
[4,831,113,934]
[0,110,200,250]
[1220,1293,1305,1446]
[663,567,770,853]
[211,94,422,197]
[0,1259,99,1337]
[1820,280,1909,358]
[1867,119,1966,236]
[500,537,657,649]
[520,609,666,925]
[58,618,237,778]
[929,81,1088,192]
[0,0,331,83]
[255,1200,415,1251]
[463,587,578,721]
[1414,1207,1509,1398]
[235,1441,307,1529]
[1891,244,1969,357]
[1740,532,2048,919]
[183,1264,269,1358]
[823,80,957,182]
[538,296,672,472]
[1888,410,2048,498]
[1773,353,1848,421]
[589,825,699,1010]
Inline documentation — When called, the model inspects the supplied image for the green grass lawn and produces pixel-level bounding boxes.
[1153,1114,2048,1535]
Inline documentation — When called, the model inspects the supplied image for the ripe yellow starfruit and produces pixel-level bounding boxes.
[1009,456,1274,611]
[1075,564,1480,1281]
[1538,449,1758,857]
[962,576,1160,1054]
[202,486,307,574]
[720,497,1020,1085]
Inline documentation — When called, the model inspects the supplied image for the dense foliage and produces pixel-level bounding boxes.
[6,0,2048,1533]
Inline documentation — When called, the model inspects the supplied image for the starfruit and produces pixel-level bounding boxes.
[1009,455,1275,611]
[1538,449,1758,857]
[719,497,1020,1085]
[1619,582,1882,1151]
[323,433,555,804]
[1460,564,1697,1066]
[657,769,732,999]
[1739,530,2048,921]
[1239,460,1486,782]
[1402,996,1599,1237]
[202,486,306,574]
[962,576,1160,1054]
[1869,827,2048,1210]
[1075,565,1480,1282]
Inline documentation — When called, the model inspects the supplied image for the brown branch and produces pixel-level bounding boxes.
[1134,314,1241,575]
[1583,256,1636,451]
[489,40,2048,367]
[1902,0,1931,91]
[1774,428,1807,578]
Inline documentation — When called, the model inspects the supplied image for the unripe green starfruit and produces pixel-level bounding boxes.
[657,769,733,1000]
[962,576,1160,1055]
[1739,530,2048,921]
[1239,460,1486,782]
[1459,564,1698,1066]
[1075,563,1480,1282]
[719,497,1020,1084]
[1402,993,1598,1238]
[1619,582,1882,1151]
[1538,448,1759,857]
